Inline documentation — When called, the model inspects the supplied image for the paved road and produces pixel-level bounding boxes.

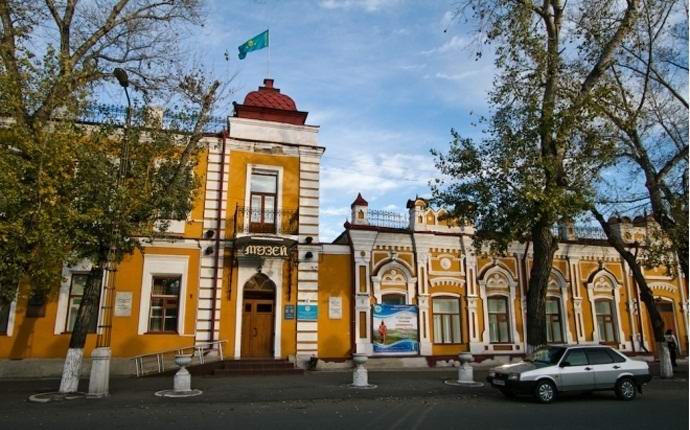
[0,370,687,430]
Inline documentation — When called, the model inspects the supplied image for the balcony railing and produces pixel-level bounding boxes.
[232,206,299,236]
[367,209,410,229]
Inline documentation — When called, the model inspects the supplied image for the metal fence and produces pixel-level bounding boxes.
[552,225,608,240]
[367,209,410,229]
[79,103,226,133]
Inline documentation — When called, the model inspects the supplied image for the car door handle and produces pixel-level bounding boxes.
[584,367,592,371]
[613,365,620,369]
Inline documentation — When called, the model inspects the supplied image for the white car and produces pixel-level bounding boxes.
[487,345,652,403]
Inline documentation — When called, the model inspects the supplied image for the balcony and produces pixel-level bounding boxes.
[232,206,299,236]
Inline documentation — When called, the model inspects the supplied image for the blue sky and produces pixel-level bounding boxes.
[185,0,496,241]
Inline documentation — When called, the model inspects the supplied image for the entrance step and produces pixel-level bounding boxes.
[364,357,429,369]
[160,358,304,377]
[213,359,304,376]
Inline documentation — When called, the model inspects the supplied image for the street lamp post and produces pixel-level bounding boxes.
[88,68,133,398]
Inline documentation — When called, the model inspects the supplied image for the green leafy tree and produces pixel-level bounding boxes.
[433,0,640,350]
[0,0,205,318]
[0,1,225,392]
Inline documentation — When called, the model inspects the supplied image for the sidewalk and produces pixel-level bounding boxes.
[0,363,686,407]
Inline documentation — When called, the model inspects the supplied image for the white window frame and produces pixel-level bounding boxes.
[243,164,284,234]
[138,255,189,335]
[54,260,105,335]
[0,296,17,336]
[431,295,462,344]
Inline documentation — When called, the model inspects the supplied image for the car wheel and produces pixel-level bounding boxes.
[499,389,516,399]
[615,377,637,401]
[534,380,557,404]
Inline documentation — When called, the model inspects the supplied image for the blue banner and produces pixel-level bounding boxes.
[372,304,419,354]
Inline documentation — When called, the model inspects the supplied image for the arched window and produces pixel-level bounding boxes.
[488,296,510,343]
[432,297,461,344]
[595,299,617,343]
[546,297,563,343]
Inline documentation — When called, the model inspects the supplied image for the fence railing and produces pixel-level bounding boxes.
[79,103,226,133]
[367,209,410,229]
[132,340,226,377]
[232,206,300,236]
[552,225,608,240]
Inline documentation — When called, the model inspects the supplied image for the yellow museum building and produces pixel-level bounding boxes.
[0,79,687,375]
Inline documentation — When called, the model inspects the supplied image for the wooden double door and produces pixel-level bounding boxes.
[241,297,275,358]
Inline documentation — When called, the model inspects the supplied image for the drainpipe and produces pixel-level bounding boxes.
[209,130,228,344]
[566,256,580,345]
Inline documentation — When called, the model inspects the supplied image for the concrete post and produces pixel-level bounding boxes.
[173,354,193,393]
[88,347,112,398]
[352,353,369,387]
[457,352,474,383]
[444,352,483,387]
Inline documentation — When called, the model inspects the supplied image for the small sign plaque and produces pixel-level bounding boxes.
[114,292,133,317]
[329,296,342,320]
[284,304,296,320]
[296,304,318,321]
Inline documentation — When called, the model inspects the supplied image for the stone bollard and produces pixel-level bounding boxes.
[154,354,202,398]
[173,354,193,393]
[457,352,475,383]
[444,352,483,387]
[88,347,112,398]
[348,353,376,389]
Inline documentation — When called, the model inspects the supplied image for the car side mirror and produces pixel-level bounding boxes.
[559,361,569,368]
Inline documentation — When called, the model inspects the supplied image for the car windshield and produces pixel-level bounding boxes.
[525,346,566,365]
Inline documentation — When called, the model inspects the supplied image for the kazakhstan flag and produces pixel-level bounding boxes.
[238,30,269,60]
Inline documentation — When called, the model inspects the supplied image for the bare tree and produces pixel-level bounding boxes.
[588,0,688,378]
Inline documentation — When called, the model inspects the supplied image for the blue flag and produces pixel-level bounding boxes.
[238,30,269,60]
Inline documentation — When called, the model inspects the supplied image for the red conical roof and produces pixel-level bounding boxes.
[351,193,368,208]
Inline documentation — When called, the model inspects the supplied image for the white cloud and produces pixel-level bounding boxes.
[321,152,438,200]
[321,206,350,217]
[319,0,402,12]
[432,70,481,81]
[421,35,470,55]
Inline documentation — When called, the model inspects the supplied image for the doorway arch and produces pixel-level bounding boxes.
[241,273,276,358]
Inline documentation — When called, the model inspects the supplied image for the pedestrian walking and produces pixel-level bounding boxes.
[664,329,679,368]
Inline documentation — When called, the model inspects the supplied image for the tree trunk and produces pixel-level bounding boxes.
[592,208,673,378]
[58,266,103,393]
[525,220,559,351]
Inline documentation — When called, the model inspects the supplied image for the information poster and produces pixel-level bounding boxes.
[372,304,419,354]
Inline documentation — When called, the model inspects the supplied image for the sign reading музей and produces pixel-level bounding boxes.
[236,237,294,259]
[243,244,289,257]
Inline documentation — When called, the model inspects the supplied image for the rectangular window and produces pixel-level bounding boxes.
[488,296,511,343]
[0,302,10,335]
[595,299,617,343]
[546,297,563,343]
[148,275,181,333]
[65,273,99,333]
[382,294,406,305]
[433,298,461,344]
[249,169,278,233]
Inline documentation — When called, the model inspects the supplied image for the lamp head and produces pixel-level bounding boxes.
[113,68,129,88]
